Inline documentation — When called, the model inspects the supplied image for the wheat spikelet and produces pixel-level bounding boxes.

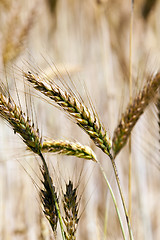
[63,180,79,240]
[41,139,97,161]
[0,90,41,153]
[24,71,112,156]
[112,73,160,157]
[40,167,59,234]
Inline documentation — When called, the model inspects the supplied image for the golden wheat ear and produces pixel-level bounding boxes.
[112,73,160,157]
[0,88,42,154]
[24,71,112,156]
[40,166,59,234]
[63,180,79,240]
[41,139,97,162]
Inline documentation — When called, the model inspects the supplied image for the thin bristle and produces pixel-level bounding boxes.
[156,92,160,147]
[24,71,112,156]
[63,180,79,240]
[0,90,41,153]
[41,139,97,162]
[112,73,160,157]
[40,167,59,233]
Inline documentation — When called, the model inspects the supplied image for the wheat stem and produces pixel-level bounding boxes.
[157,92,160,149]
[97,160,127,240]
[128,0,134,222]
[128,140,132,221]
[109,154,134,240]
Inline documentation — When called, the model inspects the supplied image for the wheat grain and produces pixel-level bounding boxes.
[112,73,160,157]
[41,139,97,161]
[24,71,112,156]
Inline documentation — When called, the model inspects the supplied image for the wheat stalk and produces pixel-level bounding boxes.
[24,71,112,156]
[63,180,79,240]
[24,70,135,239]
[0,85,66,240]
[112,73,160,157]
[41,139,97,161]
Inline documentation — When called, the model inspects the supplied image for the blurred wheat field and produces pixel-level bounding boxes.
[0,0,160,239]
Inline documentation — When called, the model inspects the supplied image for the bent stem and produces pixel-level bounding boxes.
[97,160,127,240]
[109,154,134,240]
[128,139,132,221]
[39,152,66,240]
[128,0,134,222]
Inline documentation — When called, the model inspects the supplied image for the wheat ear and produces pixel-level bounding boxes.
[112,73,160,157]
[63,180,79,240]
[24,71,112,156]
[0,91,41,153]
[40,166,59,233]
[41,139,97,161]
